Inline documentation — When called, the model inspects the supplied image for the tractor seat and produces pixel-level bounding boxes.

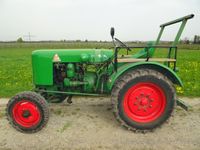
[132,42,155,58]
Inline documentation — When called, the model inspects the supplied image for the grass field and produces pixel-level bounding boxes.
[0,42,200,97]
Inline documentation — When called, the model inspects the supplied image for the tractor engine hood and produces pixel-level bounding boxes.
[32,49,113,63]
[32,49,113,86]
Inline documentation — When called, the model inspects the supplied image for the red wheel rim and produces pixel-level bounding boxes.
[12,100,41,128]
[123,82,166,123]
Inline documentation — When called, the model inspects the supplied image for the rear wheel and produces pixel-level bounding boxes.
[6,91,49,133]
[111,69,176,132]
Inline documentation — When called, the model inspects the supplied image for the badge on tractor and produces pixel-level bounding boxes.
[6,14,194,133]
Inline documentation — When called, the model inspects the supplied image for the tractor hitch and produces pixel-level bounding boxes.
[177,99,190,111]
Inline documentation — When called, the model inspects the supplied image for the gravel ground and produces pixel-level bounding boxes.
[0,96,200,150]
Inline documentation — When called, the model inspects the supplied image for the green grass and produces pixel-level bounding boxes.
[0,48,34,97]
[56,122,72,133]
[0,42,200,97]
[176,49,200,96]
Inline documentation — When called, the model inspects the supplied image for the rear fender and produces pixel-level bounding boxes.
[107,62,183,91]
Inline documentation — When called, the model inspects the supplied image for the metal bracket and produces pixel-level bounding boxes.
[66,95,73,104]
[176,99,190,111]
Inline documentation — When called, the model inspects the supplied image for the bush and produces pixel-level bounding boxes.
[16,37,23,43]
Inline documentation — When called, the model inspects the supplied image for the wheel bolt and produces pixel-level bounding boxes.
[150,99,154,102]
[146,94,150,97]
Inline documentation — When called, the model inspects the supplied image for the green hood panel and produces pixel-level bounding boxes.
[32,49,113,85]
[32,49,113,63]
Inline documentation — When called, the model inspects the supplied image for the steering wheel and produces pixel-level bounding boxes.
[114,38,131,51]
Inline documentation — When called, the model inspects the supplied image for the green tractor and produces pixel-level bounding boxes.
[6,14,194,133]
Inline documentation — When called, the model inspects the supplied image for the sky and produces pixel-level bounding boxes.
[0,0,199,41]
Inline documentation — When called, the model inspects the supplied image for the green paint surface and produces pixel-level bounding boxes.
[32,49,113,85]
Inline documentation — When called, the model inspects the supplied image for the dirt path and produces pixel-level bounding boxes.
[0,97,200,150]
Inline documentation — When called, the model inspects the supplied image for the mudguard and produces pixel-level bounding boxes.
[107,62,183,91]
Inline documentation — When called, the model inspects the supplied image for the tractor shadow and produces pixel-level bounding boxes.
[49,96,119,128]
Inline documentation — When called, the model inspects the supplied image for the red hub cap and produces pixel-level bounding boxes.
[12,100,41,128]
[123,82,166,123]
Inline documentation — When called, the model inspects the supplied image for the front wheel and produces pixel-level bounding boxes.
[6,91,49,133]
[111,69,176,132]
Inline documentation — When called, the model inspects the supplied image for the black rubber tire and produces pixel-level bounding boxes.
[111,69,176,132]
[6,91,49,133]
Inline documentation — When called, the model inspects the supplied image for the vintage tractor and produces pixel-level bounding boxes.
[6,14,194,133]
